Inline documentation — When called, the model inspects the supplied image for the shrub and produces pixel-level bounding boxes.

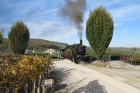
[128,56,140,65]
[0,54,23,64]
[50,54,58,59]
[0,55,53,92]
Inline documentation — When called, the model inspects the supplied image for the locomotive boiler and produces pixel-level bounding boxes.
[60,40,90,64]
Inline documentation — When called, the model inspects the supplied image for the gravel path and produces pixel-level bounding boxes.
[85,63,140,89]
[107,61,140,70]
[52,59,140,93]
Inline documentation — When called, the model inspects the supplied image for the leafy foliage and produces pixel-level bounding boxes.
[86,47,97,61]
[86,6,114,60]
[1,38,9,52]
[0,55,53,92]
[105,48,140,56]
[8,21,30,54]
[128,56,140,65]
[86,47,96,57]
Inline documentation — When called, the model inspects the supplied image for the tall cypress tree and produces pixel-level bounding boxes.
[86,6,114,61]
[8,21,30,54]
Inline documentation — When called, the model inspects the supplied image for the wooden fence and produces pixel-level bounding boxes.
[17,73,54,93]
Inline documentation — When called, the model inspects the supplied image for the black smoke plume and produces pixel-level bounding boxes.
[60,0,87,40]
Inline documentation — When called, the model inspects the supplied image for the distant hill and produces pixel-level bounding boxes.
[108,47,140,51]
[86,46,140,51]
[2,38,140,53]
[1,38,68,52]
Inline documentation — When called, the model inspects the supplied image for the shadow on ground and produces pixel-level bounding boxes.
[72,80,107,93]
[51,68,75,92]
[51,68,107,93]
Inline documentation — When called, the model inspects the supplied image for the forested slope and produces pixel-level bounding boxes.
[2,38,68,52]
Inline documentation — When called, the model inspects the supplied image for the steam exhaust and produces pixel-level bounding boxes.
[59,0,87,40]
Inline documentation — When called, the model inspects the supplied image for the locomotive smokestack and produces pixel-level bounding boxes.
[80,39,82,46]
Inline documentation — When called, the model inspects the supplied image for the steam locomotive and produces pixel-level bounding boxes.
[60,40,90,64]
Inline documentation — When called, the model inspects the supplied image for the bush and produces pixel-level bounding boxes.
[128,56,140,65]
[50,54,58,59]
[0,55,53,92]
[0,54,23,64]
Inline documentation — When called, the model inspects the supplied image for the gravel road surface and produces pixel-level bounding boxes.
[52,59,140,93]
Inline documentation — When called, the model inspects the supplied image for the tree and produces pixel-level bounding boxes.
[86,6,114,61]
[0,32,3,50]
[8,21,30,54]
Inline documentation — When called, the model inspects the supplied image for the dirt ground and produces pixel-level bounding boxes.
[84,61,140,89]
[52,59,140,93]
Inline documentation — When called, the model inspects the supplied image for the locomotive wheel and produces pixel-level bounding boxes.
[74,58,78,64]
[87,57,90,63]
[77,58,81,64]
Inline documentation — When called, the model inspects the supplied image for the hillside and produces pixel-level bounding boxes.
[2,38,140,53]
[1,38,68,52]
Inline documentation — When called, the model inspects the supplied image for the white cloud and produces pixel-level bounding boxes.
[26,21,80,44]
[111,5,140,21]
[37,9,59,16]
[105,0,123,7]
[7,0,49,17]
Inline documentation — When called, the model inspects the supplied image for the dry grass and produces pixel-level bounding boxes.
[90,61,109,67]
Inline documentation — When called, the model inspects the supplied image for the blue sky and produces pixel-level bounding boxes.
[0,0,140,48]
